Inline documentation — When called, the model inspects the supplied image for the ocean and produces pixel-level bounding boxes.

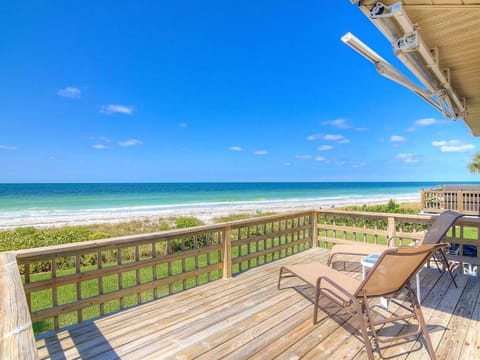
[0,182,473,229]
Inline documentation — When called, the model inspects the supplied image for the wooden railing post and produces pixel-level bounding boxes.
[223,226,232,279]
[420,188,425,209]
[387,216,396,243]
[311,211,318,248]
[457,190,464,212]
[0,253,39,360]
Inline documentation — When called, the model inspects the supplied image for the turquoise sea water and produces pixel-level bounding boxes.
[1,181,471,211]
[0,182,436,211]
[0,182,477,228]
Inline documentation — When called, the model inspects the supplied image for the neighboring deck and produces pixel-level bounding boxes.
[421,185,480,215]
[36,248,480,360]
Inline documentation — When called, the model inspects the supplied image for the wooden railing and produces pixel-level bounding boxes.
[421,188,480,215]
[10,211,313,335]
[0,253,39,360]
[2,209,480,358]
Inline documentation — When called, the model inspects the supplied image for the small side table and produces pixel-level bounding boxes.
[361,253,422,305]
[360,253,380,279]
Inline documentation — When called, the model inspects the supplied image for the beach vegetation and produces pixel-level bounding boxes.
[342,199,421,214]
[175,217,204,228]
[0,218,181,253]
[212,212,277,223]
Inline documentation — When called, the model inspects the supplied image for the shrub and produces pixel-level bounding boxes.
[344,199,418,214]
[88,232,112,240]
[175,217,203,229]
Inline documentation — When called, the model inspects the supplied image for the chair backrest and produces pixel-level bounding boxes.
[356,244,447,298]
[421,210,463,245]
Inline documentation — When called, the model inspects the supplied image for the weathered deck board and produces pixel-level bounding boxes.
[36,248,480,360]
[460,280,480,359]
[375,266,461,360]
[434,276,480,360]
[406,272,469,360]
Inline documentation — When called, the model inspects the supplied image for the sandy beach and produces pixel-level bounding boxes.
[0,194,420,230]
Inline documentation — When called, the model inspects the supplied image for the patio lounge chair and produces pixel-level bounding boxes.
[327,210,463,287]
[278,244,447,360]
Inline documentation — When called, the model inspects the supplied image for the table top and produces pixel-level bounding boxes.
[361,253,380,267]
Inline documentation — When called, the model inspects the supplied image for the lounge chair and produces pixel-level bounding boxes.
[327,210,463,287]
[278,244,447,360]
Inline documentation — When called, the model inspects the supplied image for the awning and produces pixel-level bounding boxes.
[348,1,480,136]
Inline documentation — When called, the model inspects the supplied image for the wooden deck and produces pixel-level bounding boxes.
[35,248,480,360]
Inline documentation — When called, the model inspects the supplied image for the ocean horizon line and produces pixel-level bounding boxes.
[1,180,475,184]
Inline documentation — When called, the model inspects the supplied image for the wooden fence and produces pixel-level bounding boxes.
[0,253,39,360]
[2,209,480,358]
[7,211,313,335]
[421,187,480,215]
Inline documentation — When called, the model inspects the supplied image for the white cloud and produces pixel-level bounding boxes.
[323,134,343,141]
[58,86,81,99]
[323,134,350,144]
[315,156,327,162]
[296,154,312,160]
[353,162,367,168]
[0,145,17,150]
[390,135,406,143]
[432,139,475,153]
[407,117,439,131]
[323,118,350,129]
[318,145,333,151]
[118,139,143,147]
[308,133,350,143]
[229,146,244,152]
[432,140,447,147]
[253,150,268,155]
[395,153,418,163]
[92,144,108,149]
[100,104,134,115]
[416,118,437,126]
[307,133,322,141]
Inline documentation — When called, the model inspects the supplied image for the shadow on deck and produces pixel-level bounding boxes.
[36,248,480,360]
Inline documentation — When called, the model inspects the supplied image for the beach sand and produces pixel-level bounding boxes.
[0,194,420,230]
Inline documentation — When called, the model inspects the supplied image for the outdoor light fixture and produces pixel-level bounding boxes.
[347,1,467,120]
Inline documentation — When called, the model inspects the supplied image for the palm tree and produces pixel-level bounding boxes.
[468,152,480,174]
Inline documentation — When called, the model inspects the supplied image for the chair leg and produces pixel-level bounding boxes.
[313,285,321,324]
[354,300,375,360]
[409,287,437,360]
[439,249,458,288]
[362,297,382,355]
[277,267,284,290]
[430,254,443,274]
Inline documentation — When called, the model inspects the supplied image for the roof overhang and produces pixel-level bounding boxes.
[348,1,480,136]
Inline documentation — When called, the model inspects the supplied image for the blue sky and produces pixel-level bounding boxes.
[1,1,479,183]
